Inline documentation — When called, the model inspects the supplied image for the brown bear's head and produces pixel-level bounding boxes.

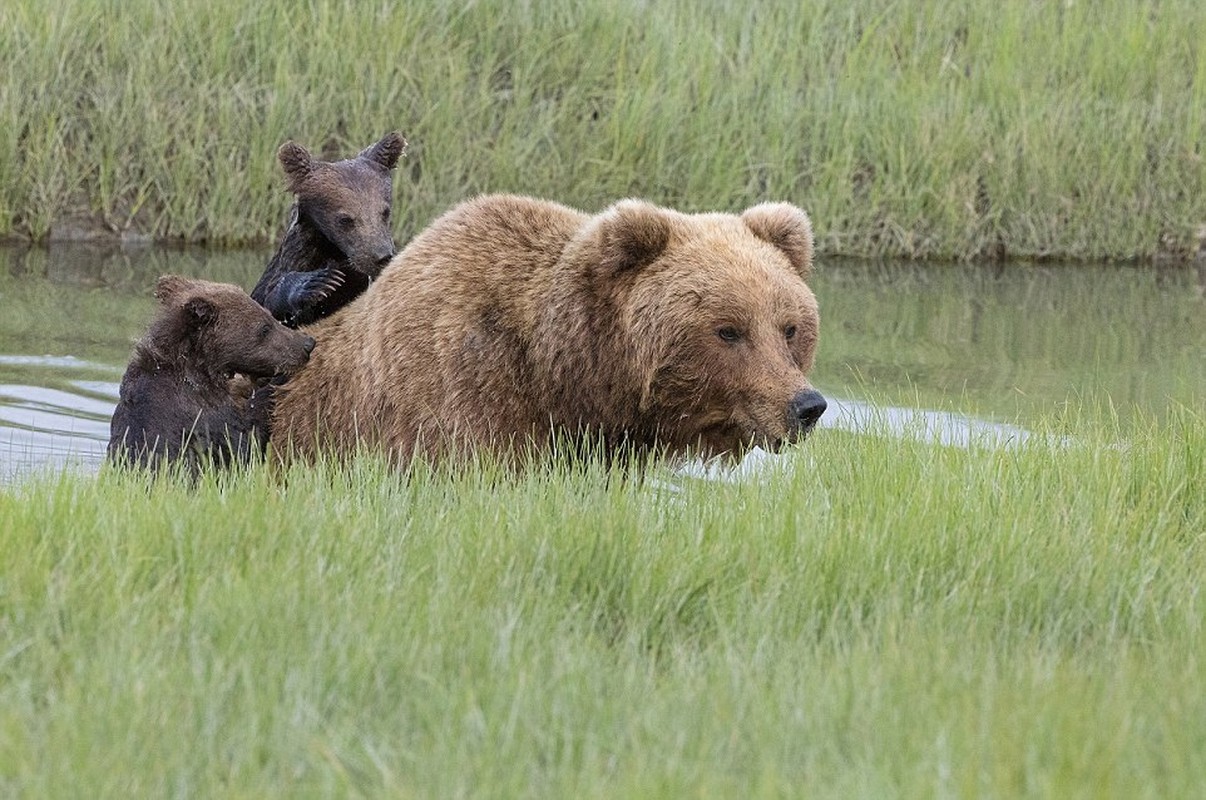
[595,200,826,459]
[152,275,316,379]
[277,132,407,280]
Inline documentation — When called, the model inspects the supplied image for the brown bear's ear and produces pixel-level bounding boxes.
[599,200,672,274]
[359,131,407,171]
[278,140,314,189]
[742,203,814,279]
[153,274,196,305]
[183,297,216,327]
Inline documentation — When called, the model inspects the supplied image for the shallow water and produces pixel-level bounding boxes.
[0,243,1202,482]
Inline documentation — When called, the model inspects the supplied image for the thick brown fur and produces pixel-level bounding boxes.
[109,275,315,476]
[272,194,826,466]
[250,132,407,327]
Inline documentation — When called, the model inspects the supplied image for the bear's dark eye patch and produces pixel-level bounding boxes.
[717,326,741,344]
[339,215,357,231]
[784,325,797,341]
[381,207,391,223]
[258,322,272,341]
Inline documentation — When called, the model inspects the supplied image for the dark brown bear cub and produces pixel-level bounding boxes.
[109,275,315,476]
[250,132,406,327]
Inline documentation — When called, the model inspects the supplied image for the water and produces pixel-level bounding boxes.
[0,243,270,482]
[0,244,1202,482]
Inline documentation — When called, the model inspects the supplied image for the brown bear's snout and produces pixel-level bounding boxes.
[788,389,827,433]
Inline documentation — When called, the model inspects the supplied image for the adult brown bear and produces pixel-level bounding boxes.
[272,194,826,465]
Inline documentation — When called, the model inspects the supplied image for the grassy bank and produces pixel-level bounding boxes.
[1,404,1203,795]
[1,0,1203,261]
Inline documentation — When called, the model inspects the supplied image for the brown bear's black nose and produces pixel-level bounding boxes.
[788,389,827,430]
[302,336,316,354]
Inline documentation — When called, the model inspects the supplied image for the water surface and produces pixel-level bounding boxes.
[0,244,1202,482]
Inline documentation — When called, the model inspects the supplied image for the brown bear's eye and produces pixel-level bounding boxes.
[784,325,797,341]
[339,215,357,231]
[717,326,741,344]
[258,323,272,341]
[381,208,391,223]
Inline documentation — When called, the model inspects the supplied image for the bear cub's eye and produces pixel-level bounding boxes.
[717,326,741,344]
[339,215,357,231]
[258,322,272,341]
[381,208,391,223]
[784,325,797,341]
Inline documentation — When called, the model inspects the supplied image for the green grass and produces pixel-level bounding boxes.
[0,0,1203,261]
[1,404,1203,796]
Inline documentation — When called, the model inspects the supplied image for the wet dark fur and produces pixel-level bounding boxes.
[251,132,406,327]
[109,276,315,477]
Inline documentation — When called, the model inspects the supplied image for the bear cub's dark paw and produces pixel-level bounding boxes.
[290,266,346,304]
[270,267,347,325]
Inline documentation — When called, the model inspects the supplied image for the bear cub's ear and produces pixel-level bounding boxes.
[358,131,408,171]
[153,275,215,326]
[153,274,198,305]
[278,140,315,189]
[742,203,814,279]
[599,199,672,274]
[183,297,216,327]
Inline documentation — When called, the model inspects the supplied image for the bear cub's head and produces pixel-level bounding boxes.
[152,275,316,379]
[277,132,407,281]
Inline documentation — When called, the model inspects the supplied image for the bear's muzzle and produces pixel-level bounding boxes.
[787,388,827,435]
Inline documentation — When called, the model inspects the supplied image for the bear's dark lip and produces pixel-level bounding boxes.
[764,422,819,453]
[745,426,819,454]
[762,437,787,454]
[271,359,308,378]
[732,416,791,454]
[697,420,787,457]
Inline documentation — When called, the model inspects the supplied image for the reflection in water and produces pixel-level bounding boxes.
[0,367,117,482]
[0,244,1202,482]
[811,260,1205,421]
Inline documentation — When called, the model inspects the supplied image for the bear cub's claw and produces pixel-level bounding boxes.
[299,266,346,300]
[256,267,348,328]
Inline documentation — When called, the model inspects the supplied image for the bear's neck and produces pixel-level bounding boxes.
[535,309,653,440]
[262,206,346,279]
[290,206,349,263]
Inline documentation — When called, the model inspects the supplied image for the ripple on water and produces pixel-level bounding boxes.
[0,360,119,482]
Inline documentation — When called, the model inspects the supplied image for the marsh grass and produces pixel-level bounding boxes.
[1,403,1203,796]
[0,0,1203,260]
